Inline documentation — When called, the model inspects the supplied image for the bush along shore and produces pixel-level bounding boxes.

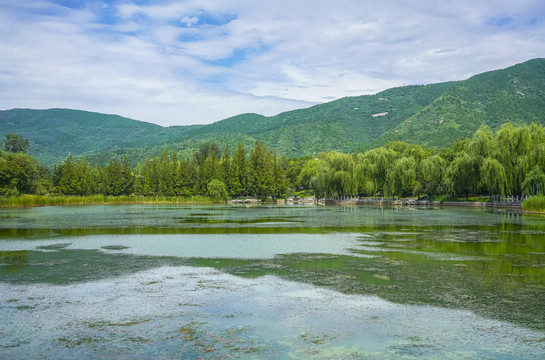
[521,195,545,214]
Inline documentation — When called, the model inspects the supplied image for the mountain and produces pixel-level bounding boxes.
[0,108,202,166]
[380,58,545,147]
[1,58,545,166]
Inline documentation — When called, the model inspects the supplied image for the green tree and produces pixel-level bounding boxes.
[197,141,221,165]
[356,147,397,195]
[386,156,417,198]
[296,159,318,191]
[312,151,355,198]
[158,149,174,196]
[495,123,531,195]
[207,179,228,201]
[271,148,287,198]
[480,157,507,197]
[0,151,36,195]
[103,157,133,196]
[522,165,545,196]
[58,156,91,195]
[469,125,495,158]
[420,154,446,196]
[231,143,248,197]
[199,152,222,194]
[445,152,480,199]
[4,134,29,154]
[248,142,273,197]
[221,145,232,195]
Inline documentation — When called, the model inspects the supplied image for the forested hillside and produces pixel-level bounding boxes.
[3,123,545,202]
[1,58,544,166]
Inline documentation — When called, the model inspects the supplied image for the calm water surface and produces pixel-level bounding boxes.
[1,204,544,359]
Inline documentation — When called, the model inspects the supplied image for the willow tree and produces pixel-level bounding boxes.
[469,125,495,159]
[495,123,531,195]
[522,165,545,196]
[356,147,397,196]
[386,156,417,198]
[445,152,480,199]
[420,154,446,196]
[311,151,355,198]
[480,157,507,197]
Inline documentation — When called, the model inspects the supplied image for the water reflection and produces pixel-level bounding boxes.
[1,204,544,333]
[0,251,28,272]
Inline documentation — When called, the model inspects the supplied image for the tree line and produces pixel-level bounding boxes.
[2,122,545,200]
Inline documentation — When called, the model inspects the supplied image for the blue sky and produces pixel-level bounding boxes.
[1,0,545,126]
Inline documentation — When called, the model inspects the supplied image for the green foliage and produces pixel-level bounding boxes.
[386,157,417,197]
[522,165,545,196]
[3,133,29,153]
[521,195,545,213]
[4,119,545,206]
[0,151,37,195]
[207,179,228,201]
[420,155,446,195]
[311,152,356,198]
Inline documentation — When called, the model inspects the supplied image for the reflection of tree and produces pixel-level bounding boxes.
[0,251,29,272]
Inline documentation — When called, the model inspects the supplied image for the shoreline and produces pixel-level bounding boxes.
[323,198,525,210]
[1,195,543,214]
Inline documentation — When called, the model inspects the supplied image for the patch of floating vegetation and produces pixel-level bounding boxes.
[176,217,304,224]
[36,243,71,251]
[101,245,130,250]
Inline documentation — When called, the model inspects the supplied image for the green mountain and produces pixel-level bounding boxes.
[381,58,545,147]
[0,109,202,166]
[1,58,545,166]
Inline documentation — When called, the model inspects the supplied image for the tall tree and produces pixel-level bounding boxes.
[495,123,531,195]
[58,156,91,195]
[0,152,36,195]
[445,152,480,199]
[221,145,232,195]
[271,148,287,198]
[3,134,29,154]
[420,154,446,196]
[231,143,248,197]
[386,156,417,198]
[480,157,507,197]
[522,165,545,196]
[312,151,355,198]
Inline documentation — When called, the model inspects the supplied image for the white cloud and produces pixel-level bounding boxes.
[180,16,198,27]
[1,0,545,126]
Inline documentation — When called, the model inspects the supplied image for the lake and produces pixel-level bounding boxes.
[1,204,544,359]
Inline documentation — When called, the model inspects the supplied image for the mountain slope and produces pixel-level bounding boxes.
[379,58,545,147]
[0,108,201,165]
[1,58,545,166]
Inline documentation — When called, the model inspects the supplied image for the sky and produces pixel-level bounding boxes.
[1,0,545,127]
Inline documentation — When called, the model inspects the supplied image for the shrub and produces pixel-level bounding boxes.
[521,195,545,213]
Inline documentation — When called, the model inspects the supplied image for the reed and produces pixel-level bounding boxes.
[0,195,220,207]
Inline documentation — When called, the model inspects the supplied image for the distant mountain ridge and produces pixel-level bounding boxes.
[1,58,545,166]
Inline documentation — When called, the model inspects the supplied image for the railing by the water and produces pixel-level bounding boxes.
[322,195,526,208]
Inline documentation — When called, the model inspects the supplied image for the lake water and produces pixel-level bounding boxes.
[1,204,544,359]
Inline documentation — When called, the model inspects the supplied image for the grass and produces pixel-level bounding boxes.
[521,195,545,213]
[0,194,221,208]
[427,195,492,202]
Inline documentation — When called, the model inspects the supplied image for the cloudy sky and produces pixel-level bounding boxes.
[1,0,544,126]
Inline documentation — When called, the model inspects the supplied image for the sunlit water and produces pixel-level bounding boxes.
[1,204,544,359]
